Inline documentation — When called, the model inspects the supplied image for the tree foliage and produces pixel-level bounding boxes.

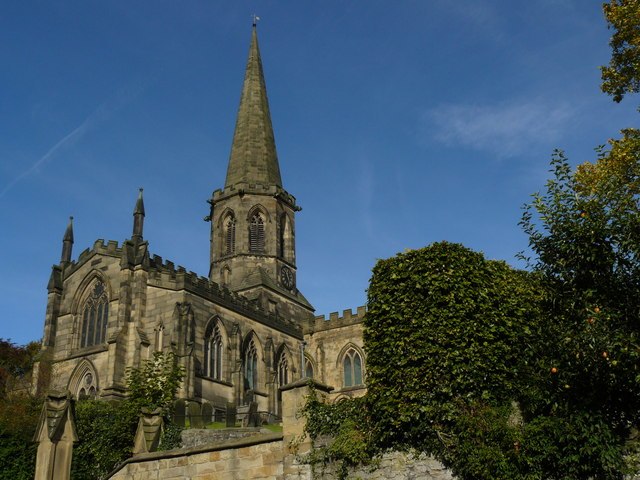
[0,339,40,398]
[70,351,185,479]
[70,400,138,480]
[521,138,640,432]
[601,0,640,103]
[0,340,41,480]
[125,350,185,416]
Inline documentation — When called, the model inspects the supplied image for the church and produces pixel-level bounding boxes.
[35,25,366,420]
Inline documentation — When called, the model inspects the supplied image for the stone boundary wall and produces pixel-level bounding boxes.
[107,432,284,480]
[310,451,454,480]
[180,427,273,449]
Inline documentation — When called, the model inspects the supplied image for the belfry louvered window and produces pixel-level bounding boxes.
[80,282,109,348]
[224,215,236,255]
[249,213,265,253]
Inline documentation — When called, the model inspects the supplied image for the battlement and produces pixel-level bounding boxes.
[147,254,302,338]
[305,306,366,334]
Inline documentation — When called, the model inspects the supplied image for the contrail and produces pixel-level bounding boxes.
[0,80,148,199]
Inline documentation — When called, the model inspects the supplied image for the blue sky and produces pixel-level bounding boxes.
[1,1,637,345]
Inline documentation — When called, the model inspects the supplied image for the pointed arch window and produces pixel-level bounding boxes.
[249,213,265,253]
[342,348,363,387]
[245,339,259,390]
[224,214,236,255]
[204,323,223,380]
[80,282,109,348]
[277,353,289,387]
[304,358,314,379]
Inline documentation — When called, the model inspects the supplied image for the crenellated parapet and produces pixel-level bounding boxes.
[147,254,303,338]
[303,306,366,334]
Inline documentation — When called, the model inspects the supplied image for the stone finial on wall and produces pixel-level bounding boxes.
[33,391,79,480]
[132,408,164,455]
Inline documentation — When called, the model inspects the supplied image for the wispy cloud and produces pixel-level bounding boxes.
[422,100,574,158]
[0,81,148,199]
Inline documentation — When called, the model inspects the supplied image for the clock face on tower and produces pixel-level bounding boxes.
[280,266,294,290]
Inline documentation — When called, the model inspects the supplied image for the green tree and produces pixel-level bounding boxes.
[0,339,41,480]
[601,0,640,103]
[125,351,184,416]
[70,400,138,480]
[0,339,40,397]
[519,139,640,478]
[521,140,640,429]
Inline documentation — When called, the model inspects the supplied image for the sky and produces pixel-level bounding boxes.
[1,1,638,345]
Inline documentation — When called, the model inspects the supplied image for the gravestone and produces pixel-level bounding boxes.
[173,399,186,428]
[188,402,203,429]
[201,403,213,425]
[225,402,237,427]
[244,401,260,427]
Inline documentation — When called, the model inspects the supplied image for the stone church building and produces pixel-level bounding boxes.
[36,26,366,420]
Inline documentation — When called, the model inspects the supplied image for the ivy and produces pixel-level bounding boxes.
[364,242,543,459]
[299,388,373,479]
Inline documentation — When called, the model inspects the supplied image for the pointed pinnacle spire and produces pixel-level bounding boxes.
[132,188,145,241]
[61,216,74,264]
[225,24,282,188]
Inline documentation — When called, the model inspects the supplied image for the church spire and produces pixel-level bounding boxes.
[132,188,145,241]
[60,216,74,264]
[225,24,282,188]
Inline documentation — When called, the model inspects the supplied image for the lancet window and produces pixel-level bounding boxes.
[204,323,223,380]
[304,358,314,379]
[249,213,265,253]
[80,282,109,348]
[277,352,289,387]
[245,339,259,390]
[342,348,363,388]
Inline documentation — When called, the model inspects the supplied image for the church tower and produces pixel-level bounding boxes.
[208,25,314,321]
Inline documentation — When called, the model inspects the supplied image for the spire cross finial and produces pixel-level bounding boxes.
[252,14,260,27]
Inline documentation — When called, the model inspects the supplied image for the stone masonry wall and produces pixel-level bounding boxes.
[108,433,284,480]
[309,451,454,480]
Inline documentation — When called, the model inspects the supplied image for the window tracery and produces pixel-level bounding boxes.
[277,352,289,387]
[80,281,109,348]
[78,372,97,399]
[245,339,259,390]
[342,348,363,387]
[204,323,223,380]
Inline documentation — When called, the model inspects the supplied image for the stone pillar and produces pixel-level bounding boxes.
[33,391,78,480]
[132,408,164,455]
[280,378,333,478]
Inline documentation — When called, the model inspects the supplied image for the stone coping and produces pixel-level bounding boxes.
[104,432,283,479]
